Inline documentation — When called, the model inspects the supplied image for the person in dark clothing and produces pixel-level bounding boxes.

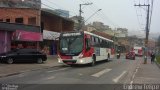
[150,52,155,64]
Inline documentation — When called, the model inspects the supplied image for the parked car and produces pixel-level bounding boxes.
[126,51,135,60]
[0,49,47,64]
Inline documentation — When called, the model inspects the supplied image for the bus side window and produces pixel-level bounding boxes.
[96,38,99,45]
[85,38,91,51]
[91,36,94,46]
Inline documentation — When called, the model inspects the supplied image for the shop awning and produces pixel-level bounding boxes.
[43,30,60,40]
[12,30,43,41]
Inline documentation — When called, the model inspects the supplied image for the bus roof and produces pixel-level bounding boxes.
[60,31,113,42]
[84,31,113,42]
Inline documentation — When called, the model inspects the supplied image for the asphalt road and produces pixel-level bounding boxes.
[0,56,159,90]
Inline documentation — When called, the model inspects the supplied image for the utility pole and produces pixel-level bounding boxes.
[78,3,92,31]
[84,9,102,23]
[113,29,117,53]
[134,4,150,62]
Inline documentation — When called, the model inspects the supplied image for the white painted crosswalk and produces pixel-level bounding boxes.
[91,68,112,77]
[113,71,127,83]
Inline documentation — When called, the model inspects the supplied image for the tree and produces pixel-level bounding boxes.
[157,35,160,53]
[158,35,160,46]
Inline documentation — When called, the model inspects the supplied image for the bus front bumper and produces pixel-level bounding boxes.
[58,57,92,65]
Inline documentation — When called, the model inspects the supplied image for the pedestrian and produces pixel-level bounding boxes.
[150,52,155,64]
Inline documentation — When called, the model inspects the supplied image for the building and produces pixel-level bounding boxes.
[117,28,128,37]
[0,0,42,53]
[0,22,42,54]
[0,1,74,54]
[0,7,41,26]
[41,8,74,32]
[92,21,104,30]
[148,39,156,50]
[54,9,69,18]
[83,24,96,32]
[41,8,74,55]
[70,16,85,31]
[127,35,145,50]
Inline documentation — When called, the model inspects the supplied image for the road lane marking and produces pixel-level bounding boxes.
[130,65,140,84]
[128,63,141,89]
[46,76,55,80]
[47,67,70,73]
[130,81,133,84]
[91,68,112,77]
[113,71,127,83]
[79,73,83,76]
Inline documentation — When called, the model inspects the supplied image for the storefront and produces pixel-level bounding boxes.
[0,30,12,54]
[0,22,42,53]
[11,30,42,50]
[41,30,60,55]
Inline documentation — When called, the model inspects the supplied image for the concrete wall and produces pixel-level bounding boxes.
[0,8,40,26]
[0,30,12,54]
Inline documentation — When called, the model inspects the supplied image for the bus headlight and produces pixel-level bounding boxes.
[80,60,84,63]
[58,58,61,63]
[79,53,83,58]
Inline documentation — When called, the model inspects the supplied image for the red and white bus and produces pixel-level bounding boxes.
[133,46,143,56]
[58,31,114,66]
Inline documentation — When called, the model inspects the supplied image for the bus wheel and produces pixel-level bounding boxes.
[90,55,96,66]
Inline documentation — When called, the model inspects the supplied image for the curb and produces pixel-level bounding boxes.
[0,65,60,78]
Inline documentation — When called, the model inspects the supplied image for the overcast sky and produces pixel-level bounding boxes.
[42,0,160,34]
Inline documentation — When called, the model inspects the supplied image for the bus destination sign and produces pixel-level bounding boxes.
[62,32,81,37]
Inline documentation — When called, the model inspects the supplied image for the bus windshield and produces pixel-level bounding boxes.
[59,36,83,55]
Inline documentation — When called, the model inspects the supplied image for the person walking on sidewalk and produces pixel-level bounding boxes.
[150,52,155,64]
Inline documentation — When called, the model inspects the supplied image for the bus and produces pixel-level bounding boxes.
[57,31,114,66]
[133,46,143,56]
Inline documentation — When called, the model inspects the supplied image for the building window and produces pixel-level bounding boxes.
[28,17,36,25]
[0,19,3,22]
[15,18,23,23]
[6,19,10,22]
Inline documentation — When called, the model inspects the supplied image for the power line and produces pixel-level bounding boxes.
[134,0,145,30]
[82,0,120,28]
[41,2,75,17]
[44,0,77,16]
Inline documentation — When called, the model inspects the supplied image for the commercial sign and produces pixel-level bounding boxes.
[12,30,42,41]
[62,32,81,37]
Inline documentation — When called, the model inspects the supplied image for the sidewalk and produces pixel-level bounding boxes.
[0,55,60,78]
[133,59,160,84]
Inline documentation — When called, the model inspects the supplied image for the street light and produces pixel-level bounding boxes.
[84,9,102,23]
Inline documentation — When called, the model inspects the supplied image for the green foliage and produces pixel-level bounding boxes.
[156,55,160,64]
[157,35,160,46]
